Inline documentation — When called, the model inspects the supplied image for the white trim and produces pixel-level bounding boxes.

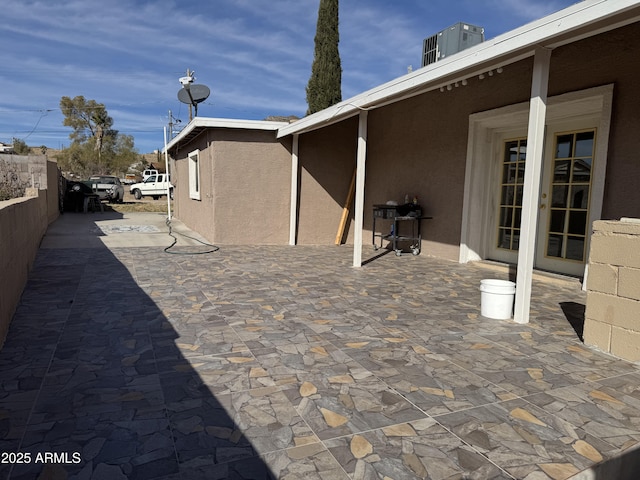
[188,149,201,201]
[278,0,640,139]
[586,88,613,252]
[514,48,551,325]
[289,134,299,245]
[166,118,288,152]
[460,84,614,266]
[353,111,368,268]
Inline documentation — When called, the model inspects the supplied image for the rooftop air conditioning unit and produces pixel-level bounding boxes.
[422,22,485,67]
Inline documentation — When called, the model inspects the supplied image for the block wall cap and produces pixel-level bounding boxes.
[593,219,640,235]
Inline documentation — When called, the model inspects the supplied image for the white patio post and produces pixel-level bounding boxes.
[289,134,299,245]
[514,47,551,324]
[353,110,368,267]
[163,126,172,221]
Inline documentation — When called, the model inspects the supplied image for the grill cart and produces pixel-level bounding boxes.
[372,204,432,256]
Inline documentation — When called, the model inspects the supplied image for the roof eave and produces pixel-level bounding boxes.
[277,0,640,139]
[164,117,288,153]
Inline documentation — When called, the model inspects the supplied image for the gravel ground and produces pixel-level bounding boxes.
[106,190,172,213]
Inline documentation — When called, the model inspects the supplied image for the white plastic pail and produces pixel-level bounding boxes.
[480,279,516,319]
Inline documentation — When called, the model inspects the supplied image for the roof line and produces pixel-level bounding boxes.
[165,117,288,152]
[277,0,640,138]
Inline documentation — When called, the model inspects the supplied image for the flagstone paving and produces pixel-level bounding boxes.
[1,212,640,479]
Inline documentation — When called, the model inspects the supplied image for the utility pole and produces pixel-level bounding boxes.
[168,110,180,138]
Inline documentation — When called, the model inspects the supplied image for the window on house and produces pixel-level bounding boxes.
[188,149,200,200]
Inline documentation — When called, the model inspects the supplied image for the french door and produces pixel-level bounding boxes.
[490,122,597,276]
[535,126,596,275]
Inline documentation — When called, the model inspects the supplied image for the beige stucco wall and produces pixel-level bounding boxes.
[547,22,640,221]
[584,219,640,362]
[295,59,534,260]
[0,189,50,348]
[167,23,640,260]
[295,22,640,261]
[296,118,359,245]
[171,128,292,244]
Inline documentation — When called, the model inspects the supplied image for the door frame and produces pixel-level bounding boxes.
[459,84,613,276]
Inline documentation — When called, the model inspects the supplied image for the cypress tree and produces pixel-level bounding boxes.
[306,0,342,115]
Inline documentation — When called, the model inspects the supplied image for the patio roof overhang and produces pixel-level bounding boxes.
[277,0,640,139]
[282,0,640,326]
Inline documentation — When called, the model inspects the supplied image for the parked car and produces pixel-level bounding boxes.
[87,175,125,203]
[129,173,174,200]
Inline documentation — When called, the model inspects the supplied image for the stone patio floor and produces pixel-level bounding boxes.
[1,212,640,479]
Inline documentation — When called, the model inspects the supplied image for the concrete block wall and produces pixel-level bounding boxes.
[0,189,50,348]
[0,153,49,189]
[584,219,640,362]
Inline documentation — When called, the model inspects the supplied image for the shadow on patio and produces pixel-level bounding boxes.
[0,218,279,480]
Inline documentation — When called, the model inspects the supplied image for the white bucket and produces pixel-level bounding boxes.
[480,279,516,319]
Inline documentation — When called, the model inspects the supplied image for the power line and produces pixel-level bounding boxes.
[22,110,53,140]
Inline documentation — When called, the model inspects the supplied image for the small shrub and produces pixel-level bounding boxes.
[0,159,30,200]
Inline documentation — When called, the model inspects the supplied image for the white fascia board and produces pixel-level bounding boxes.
[165,117,288,152]
[277,0,640,139]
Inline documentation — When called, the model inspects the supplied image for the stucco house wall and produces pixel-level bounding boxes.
[293,58,535,260]
[167,14,640,278]
[296,117,358,245]
[363,59,533,261]
[172,133,210,235]
[547,22,640,221]
[171,127,292,245]
[293,22,640,262]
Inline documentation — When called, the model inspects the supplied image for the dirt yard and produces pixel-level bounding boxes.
[106,190,172,213]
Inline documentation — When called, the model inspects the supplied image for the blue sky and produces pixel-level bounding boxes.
[0,0,577,154]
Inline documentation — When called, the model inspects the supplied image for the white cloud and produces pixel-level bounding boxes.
[0,0,578,152]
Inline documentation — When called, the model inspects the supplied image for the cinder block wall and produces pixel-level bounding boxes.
[0,153,49,189]
[584,219,640,362]
[0,190,49,348]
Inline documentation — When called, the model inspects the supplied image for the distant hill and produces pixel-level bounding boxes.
[42,148,163,178]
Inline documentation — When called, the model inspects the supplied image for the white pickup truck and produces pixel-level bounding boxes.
[129,173,174,200]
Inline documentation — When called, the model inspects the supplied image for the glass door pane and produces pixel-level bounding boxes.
[497,139,526,251]
[545,130,595,262]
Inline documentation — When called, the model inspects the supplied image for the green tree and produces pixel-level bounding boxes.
[306,0,342,115]
[12,137,31,155]
[60,96,113,144]
[58,96,138,177]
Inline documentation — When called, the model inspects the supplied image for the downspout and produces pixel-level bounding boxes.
[514,47,551,324]
[353,110,368,267]
[289,134,299,245]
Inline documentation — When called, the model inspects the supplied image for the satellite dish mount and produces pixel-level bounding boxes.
[177,69,211,120]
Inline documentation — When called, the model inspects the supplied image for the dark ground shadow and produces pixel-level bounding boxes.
[560,301,586,341]
[578,444,640,480]
[490,263,586,342]
[362,247,393,266]
[0,214,274,480]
